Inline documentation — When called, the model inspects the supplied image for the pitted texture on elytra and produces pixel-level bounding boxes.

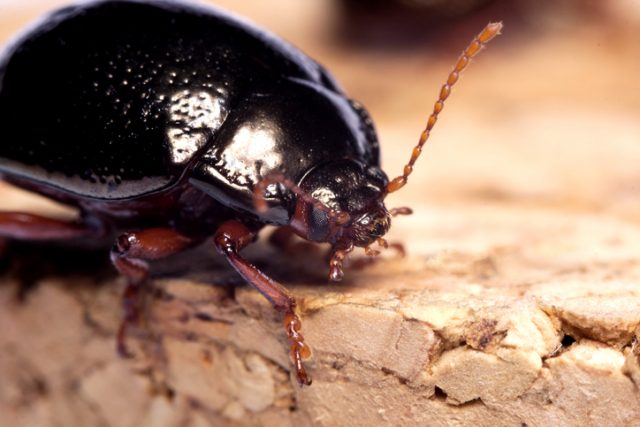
[0,0,350,199]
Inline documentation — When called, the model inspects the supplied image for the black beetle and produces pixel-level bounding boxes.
[0,0,501,385]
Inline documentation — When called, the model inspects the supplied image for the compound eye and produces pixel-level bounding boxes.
[308,206,330,241]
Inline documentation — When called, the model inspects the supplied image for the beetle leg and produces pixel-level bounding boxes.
[0,212,104,240]
[0,211,107,298]
[214,220,312,386]
[328,244,354,282]
[110,228,196,358]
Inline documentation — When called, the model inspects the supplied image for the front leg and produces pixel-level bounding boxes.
[214,220,312,386]
[110,228,197,357]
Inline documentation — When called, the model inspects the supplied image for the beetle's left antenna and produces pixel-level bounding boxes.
[253,173,350,225]
[386,22,503,194]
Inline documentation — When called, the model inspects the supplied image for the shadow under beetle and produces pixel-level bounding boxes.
[0,0,501,385]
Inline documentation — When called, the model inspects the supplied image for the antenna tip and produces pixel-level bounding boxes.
[478,22,503,43]
[487,22,503,37]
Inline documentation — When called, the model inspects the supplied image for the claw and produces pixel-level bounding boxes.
[284,312,312,386]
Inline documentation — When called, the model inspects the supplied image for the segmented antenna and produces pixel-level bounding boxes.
[253,173,350,225]
[386,22,503,194]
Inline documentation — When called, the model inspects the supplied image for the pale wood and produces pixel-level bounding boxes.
[2,198,640,427]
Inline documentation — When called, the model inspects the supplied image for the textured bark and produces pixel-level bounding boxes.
[2,1,640,426]
[2,200,640,427]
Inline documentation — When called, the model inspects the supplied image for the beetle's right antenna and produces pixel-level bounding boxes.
[386,22,503,194]
[253,173,351,225]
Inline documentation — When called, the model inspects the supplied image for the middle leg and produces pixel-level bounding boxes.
[110,228,197,357]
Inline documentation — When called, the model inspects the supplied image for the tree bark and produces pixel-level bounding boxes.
[2,197,640,426]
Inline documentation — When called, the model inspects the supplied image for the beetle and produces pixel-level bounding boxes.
[0,0,501,385]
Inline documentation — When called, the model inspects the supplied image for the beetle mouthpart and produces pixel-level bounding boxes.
[352,207,391,247]
[386,21,503,194]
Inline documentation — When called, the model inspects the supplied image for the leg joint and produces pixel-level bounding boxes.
[113,233,134,256]
[213,232,236,255]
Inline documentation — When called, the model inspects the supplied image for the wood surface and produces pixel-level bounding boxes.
[1,1,640,426]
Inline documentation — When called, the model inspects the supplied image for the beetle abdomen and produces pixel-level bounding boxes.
[0,0,335,200]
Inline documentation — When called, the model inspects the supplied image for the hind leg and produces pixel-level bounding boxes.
[0,211,106,271]
[0,210,108,299]
[0,211,105,240]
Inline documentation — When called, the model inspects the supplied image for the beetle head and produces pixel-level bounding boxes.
[292,159,389,245]
[254,159,406,281]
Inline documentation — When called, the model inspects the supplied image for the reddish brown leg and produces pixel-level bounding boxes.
[110,228,196,357]
[214,220,312,386]
[0,212,104,240]
[0,212,107,298]
[328,243,354,282]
